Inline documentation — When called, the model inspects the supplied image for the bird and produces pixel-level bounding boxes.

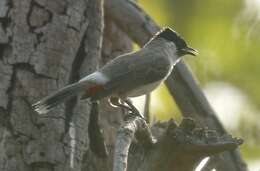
[33,27,197,116]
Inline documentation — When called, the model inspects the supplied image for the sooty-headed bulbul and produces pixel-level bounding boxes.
[33,27,197,116]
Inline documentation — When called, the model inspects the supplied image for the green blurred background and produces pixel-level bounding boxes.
[137,0,260,169]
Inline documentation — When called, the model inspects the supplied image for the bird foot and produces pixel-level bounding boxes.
[109,97,144,119]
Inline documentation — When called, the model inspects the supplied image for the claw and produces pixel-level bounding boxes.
[109,97,144,119]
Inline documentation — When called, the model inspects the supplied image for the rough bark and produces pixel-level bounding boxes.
[0,0,103,170]
[0,0,246,171]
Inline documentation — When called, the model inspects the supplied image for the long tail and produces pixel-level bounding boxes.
[33,82,85,114]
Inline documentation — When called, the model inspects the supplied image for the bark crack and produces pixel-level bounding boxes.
[26,0,53,32]
[0,0,13,32]
[0,17,11,32]
[0,44,11,60]
[12,62,56,80]
[64,32,87,132]
[64,0,92,132]
[5,64,16,134]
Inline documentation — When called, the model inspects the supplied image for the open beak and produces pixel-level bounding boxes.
[182,47,198,56]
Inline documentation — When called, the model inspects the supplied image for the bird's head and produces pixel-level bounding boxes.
[156,27,198,57]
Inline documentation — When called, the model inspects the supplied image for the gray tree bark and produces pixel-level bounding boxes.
[0,0,104,170]
[0,0,245,171]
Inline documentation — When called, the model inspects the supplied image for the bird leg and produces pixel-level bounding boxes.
[123,99,144,119]
[109,97,132,111]
[109,97,144,119]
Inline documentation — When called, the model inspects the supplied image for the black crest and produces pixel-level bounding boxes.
[157,27,187,50]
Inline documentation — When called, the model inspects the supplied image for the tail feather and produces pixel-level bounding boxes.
[33,82,84,114]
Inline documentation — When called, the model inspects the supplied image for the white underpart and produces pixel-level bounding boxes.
[128,81,162,97]
[79,71,109,84]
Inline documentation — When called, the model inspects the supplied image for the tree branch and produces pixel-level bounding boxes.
[113,114,154,171]
[88,101,108,158]
[137,118,243,171]
[114,116,242,171]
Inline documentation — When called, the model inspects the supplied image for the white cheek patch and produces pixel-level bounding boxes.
[79,71,109,84]
[168,42,178,57]
[162,41,179,64]
[168,41,177,51]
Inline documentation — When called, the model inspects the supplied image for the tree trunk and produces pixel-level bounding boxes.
[0,0,245,171]
[0,0,106,170]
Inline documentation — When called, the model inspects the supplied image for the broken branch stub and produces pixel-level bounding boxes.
[114,117,242,171]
